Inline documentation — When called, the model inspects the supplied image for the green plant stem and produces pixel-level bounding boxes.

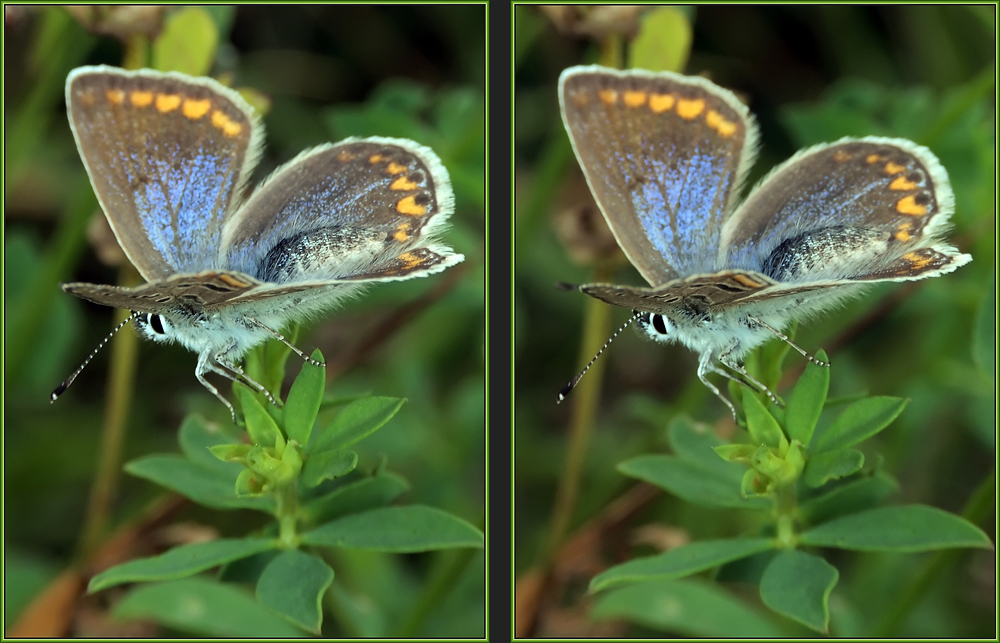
[78,267,142,560]
[542,264,614,564]
[774,485,798,549]
[275,483,300,549]
[873,466,996,637]
[392,514,485,637]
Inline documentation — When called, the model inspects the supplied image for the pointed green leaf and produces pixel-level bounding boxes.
[668,416,744,481]
[799,472,899,525]
[785,349,829,445]
[312,396,405,453]
[743,392,786,450]
[302,449,358,488]
[113,578,304,637]
[284,348,325,446]
[236,385,282,447]
[590,538,775,592]
[799,505,994,552]
[811,396,907,453]
[618,455,769,509]
[209,443,252,463]
[178,415,242,468]
[592,579,784,637]
[256,550,333,634]
[301,472,411,524]
[760,550,838,633]
[125,455,274,514]
[803,448,864,488]
[301,505,483,552]
[89,538,277,592]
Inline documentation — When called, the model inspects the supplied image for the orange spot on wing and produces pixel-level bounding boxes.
[182,98,211,119]
[337,151,355,161]
[833,150,851,162]
[396,195,427,216]
[884,161,905,175]
[391,176,419,191]
[130,91,153,107]
[369,154,385,164]
[889,176,918,191]
[398,252,423,269]
[648,93,675,113]
[901,251,932,270]
[896,195,928,216]
[386,162,408,175]
[106,89,125,105]
[598,89,618,105]
[155,94,181,112]
[211,110,242,137]
[623,91,647,107]
[705,109,737,137]
[392,223,412,242]
[676,98,705,119]
[866,154,882,164]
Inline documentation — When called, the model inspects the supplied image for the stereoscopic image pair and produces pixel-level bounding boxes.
[5,5,994,639]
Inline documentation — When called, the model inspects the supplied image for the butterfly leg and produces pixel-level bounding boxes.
[246,316,326,368]
[217,358,282,408]
[718,355,784,408]
[696,352,739,422]
[747,316,830,367]
[195,350,238,423]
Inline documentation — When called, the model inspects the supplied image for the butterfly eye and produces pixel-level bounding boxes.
[145,313,169,336]
[651,314,669,335]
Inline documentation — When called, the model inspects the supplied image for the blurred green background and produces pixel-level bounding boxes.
[515,5,994,637]
[5,5,484,637]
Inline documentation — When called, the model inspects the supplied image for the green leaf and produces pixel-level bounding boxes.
[125,455,274,514]
[301,505,483,552]
[301,472,411,524]
[590,538,775,592]
[88,538,277,592]
[301,449,358,488]
[618,455,769,510]
[803,448,865,488]
[591,579,784,637]
[113,578,305,637]
[236,385,283,447]
[284,348,326,446]
[811,396,908,454]
[312,397,405,453]
[178,415,242,469]
[799,472,899,525]
[743,392,787,450]
[799,505,994,552]
[628,6,691,72]
[668,417,744,482]
[785,349,829,446]
[256,550,334,634]
[760,550,838,633]
[209,443,252,463]
[151,7,219,76]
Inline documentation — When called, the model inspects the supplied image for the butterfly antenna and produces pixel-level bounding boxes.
[557,311,642,403]
[247,316,326,367]
[50,310,142,403]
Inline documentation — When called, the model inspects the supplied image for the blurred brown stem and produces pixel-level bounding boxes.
[78,265,141,560]
[543,263,615,563]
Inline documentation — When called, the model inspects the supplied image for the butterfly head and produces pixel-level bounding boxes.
[634,310,675,344]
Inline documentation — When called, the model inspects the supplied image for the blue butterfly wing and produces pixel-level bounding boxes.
[559,66,758,286]
[66,66,260,280]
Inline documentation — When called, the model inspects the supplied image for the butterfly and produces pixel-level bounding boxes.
[558,65,970,419]
[53,66,463,420]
